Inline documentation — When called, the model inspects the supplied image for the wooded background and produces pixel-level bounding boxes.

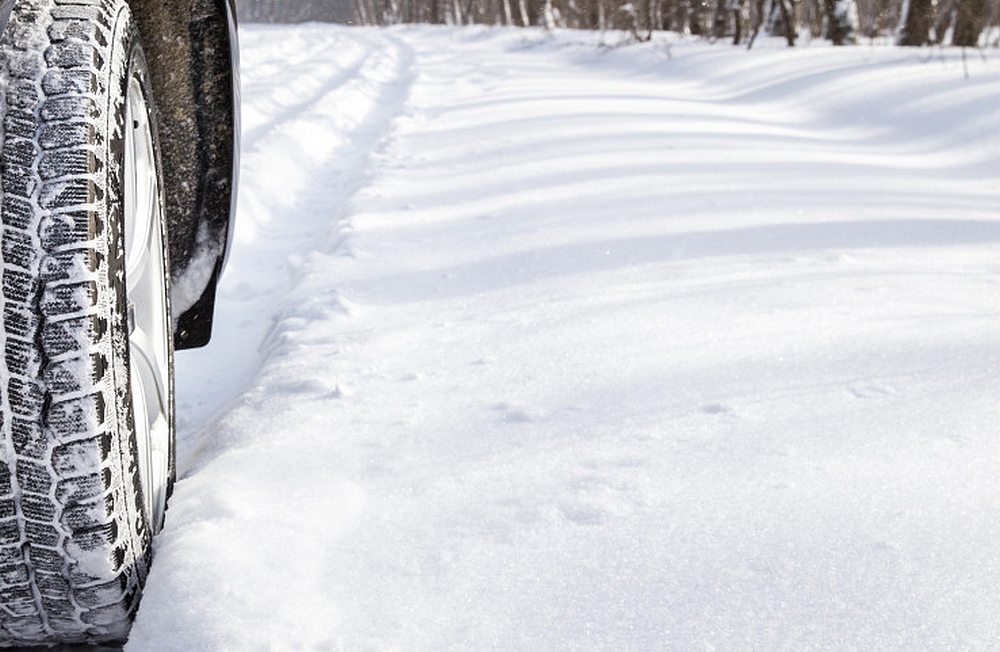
[235,0,999,47]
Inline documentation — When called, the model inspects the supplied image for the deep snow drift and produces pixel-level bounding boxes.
[127,25,999,651]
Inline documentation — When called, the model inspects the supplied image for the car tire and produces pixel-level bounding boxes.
[0,0,173,644]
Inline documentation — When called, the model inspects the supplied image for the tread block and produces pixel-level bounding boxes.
[0,545,23,566]
[42,315,107,357]
[1,229,38,269]
[50,5,103,22]
[8,378,44,416]
[3,79,40,111]
[62,497,108,531]
[0,584,39,617]
[40,121,95,150]
[4,48,43,79]
[11,417,47,459]
[6,18,44,45]
[48,393,108,439]
[20,493,57,523]
[0,519,19,542]
[66,560,109,586]
[2,134,37,167]
[65,523,120,564]
[48,19,100,44]
[42,68,97,96]
[3,268,38,303]
[42,96,101,122]
[48,618,90,640]
[40,211,97,252]
[2,194,35,230]
[0,161,38,197]
[3,304,40,339]
[16,459,55,495]
[40,178,98,210]
[3,109,37,141]
[40,147,102,181]
[42,249,101,283]
[45,41,93,70]
[45,355,105,395]
[55,472,105,504]
[25,520,62,547]
[39,596,77,621]
[43,359,91,396]
[81,599,130,627]
[51,431,112,477]
[36,572,70,598]
[0,562,28,585]
[75,578,127,610]
[6,337,43,376]
[41,280,99,317]
[27,546,65,574]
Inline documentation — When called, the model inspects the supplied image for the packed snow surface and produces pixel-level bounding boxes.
[128,25,1000,651]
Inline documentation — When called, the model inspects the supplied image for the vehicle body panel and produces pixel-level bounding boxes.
[130,0,239,348]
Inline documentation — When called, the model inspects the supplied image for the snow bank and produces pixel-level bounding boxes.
[127,26,1000,651]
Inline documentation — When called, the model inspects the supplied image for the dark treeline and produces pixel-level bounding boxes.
[235,0,999,47]
[236,0,353,23]
[353,0,999,45]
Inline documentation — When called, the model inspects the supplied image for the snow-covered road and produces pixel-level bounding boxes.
[127,25,999,651]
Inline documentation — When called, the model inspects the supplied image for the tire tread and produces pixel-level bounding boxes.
[0,0,151,644]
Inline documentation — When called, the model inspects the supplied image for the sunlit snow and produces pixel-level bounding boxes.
[127,25,1000,651]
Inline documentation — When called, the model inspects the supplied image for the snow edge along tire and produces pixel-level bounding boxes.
[0,0,174,645]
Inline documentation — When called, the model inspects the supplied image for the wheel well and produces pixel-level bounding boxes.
[128,0,239,349]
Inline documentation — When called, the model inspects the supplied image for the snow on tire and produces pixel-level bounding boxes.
[0,0,173,645]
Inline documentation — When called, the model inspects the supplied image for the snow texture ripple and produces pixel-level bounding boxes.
[126,25,1000,652]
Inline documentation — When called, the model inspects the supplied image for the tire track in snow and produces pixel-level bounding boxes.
[240,27,408,154]
[173,27,414,473]
[128,29,416,649]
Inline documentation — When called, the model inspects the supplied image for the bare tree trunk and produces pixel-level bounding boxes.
[543,0,557,27]
[898,0,934,43]
[824,0,858,42]
[775,0,797,42]
[503,0,515,23]
[953,0,986,44]
[732,0,745,41]
[519,0,531,23]
[355,0,369,23]
[747,0,767,46]
[689,0,708,32]
[799,0,825,36]
[713,0,729,36]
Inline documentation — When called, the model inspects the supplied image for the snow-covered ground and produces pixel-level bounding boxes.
[127,25,1000,651]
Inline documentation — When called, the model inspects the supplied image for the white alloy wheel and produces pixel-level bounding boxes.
[124,72,172,533]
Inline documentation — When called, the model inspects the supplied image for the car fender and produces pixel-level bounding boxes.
[129,0,239,349]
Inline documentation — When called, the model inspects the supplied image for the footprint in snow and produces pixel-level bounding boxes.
[700,403,730,415]
[492,402,533,423]
[271,378,344,400]
[847,383,894,399]
[558,504,608,526]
